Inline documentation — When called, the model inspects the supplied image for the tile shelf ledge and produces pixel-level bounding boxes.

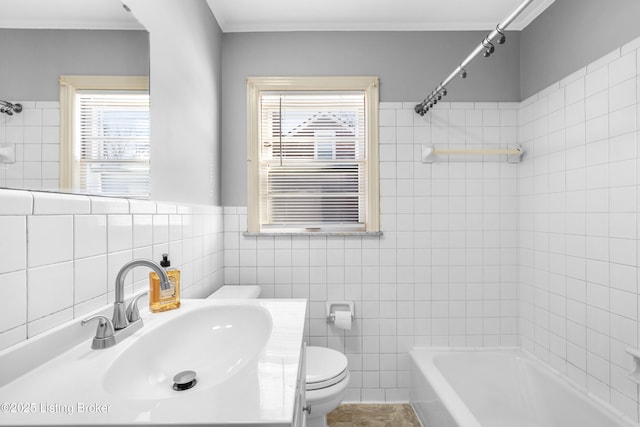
[243,231,383,237]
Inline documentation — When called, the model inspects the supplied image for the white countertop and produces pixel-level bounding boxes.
[0,299,308,426]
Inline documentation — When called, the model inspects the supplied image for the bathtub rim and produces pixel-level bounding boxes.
[410,346,638,427]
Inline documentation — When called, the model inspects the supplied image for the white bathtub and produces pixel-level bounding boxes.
[410,348,636,427]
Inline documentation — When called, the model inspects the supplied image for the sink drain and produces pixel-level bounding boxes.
[172,370,197,391]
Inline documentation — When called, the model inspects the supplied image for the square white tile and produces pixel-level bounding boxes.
[0,270,27,331]
[27,215,73,267]
[0,216,27,274]
[74,215,107,259]
[74,255,108,303]
[27,261,73,321]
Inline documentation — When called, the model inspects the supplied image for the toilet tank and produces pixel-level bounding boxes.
[207,285,262,299]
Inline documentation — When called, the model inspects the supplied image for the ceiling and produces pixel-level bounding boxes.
[0,0,555,32]
[0,0,144,30]
[206,0,555,33]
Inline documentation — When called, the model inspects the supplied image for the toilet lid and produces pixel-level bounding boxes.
[306,346,349,391]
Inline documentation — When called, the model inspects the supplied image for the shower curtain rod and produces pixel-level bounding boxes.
[415,0,535,116]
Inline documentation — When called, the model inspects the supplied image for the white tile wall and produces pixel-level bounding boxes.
[222,37,640,416]
[224,101,520,402]
[0,189,225,351]
[1,34,638,422]
[0,101,60,191]
[519,40,640,421]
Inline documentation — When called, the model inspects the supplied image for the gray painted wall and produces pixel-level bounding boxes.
[0,29,149,101]
[220,31,521,206]
[521,0,640,99]
[127,0,223,205]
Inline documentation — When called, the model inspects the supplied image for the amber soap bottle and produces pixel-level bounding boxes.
[149,253,181,312]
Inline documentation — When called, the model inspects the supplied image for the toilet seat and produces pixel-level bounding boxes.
[306,346,349,391]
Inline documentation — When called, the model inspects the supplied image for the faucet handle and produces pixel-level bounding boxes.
[126,290,149,322]
[81,315,115,339]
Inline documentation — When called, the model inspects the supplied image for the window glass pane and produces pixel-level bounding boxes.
[76,91,150,198]
[258,92,367,231]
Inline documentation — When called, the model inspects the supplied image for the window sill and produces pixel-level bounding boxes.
[242,231,383,237]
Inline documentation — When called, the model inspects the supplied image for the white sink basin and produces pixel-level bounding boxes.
[103,304,272,400]
[0,299,307,426]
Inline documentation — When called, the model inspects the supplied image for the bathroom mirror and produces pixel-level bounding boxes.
[0,0,150,197]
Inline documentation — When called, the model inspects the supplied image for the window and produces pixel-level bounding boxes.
[247,77,379,233]
[59,76,150,198]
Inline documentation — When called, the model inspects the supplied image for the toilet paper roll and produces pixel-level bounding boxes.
[333,310,352,330]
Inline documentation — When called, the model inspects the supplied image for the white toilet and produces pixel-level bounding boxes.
[207,285,350,426]
[206,285,262,299]
[305,345,350,427]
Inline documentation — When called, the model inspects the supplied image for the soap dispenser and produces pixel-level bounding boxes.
[149,253,181,312]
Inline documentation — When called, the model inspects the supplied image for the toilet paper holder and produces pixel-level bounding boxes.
[626,347,640,384]
[326,302,355,324]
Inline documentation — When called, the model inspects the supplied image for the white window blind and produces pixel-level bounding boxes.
[259,92,367,231]
[75,90,150,198]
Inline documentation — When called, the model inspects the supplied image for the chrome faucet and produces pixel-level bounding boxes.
[113,259,171,330]
[82,259,171,349]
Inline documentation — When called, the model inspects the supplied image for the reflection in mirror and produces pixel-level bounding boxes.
[59,75,150,198]
[0,0,150,197]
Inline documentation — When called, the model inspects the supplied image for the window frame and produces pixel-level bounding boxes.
[246,76,380,234]
[59,75,150,196]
